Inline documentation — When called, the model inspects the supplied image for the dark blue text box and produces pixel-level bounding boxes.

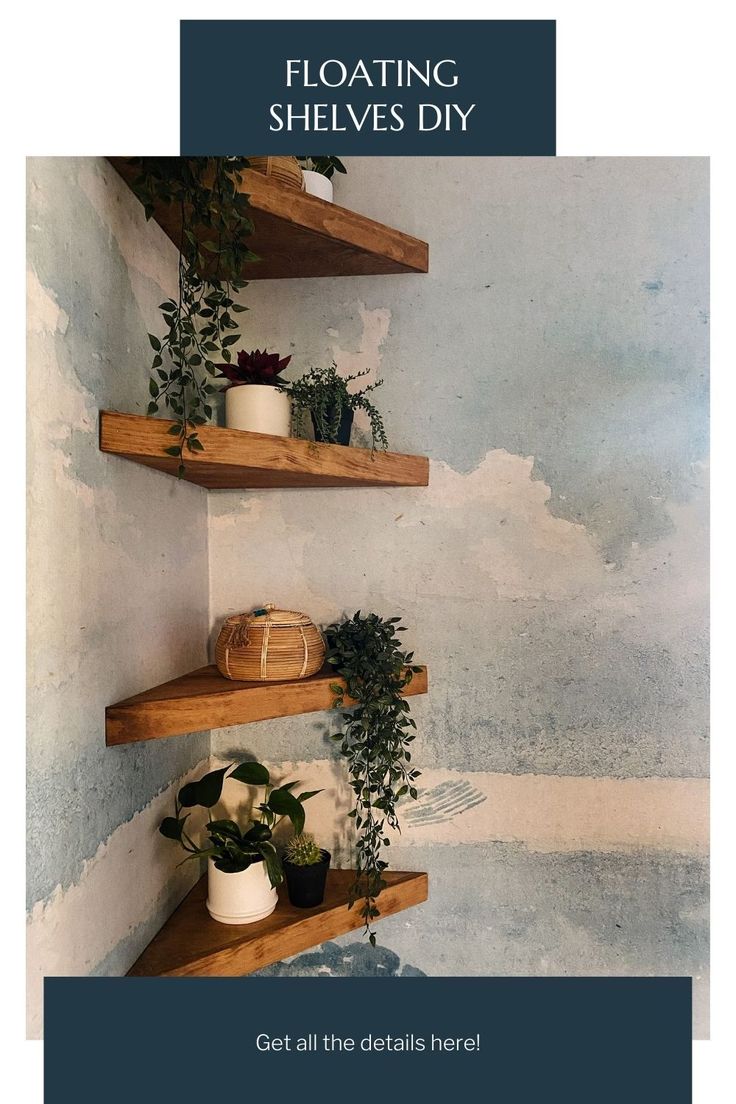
[180,20,555,155]
[45,976,690,1103]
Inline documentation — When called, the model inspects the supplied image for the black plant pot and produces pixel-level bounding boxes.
[283,851,331,908]
[311,406,354,446]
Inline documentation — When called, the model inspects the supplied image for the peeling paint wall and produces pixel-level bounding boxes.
[207,159,709,1033]
[27,157,708,1039]
[26,158,211,1036]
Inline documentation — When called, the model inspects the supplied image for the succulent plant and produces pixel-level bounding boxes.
[284,833,324,867]
[218,348,292,388]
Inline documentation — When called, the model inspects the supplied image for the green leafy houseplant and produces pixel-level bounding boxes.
[159,760,320,887]
[289,363,388,451]
[325,612,422,943]
[127,157,256,473]
[298,155,347,180]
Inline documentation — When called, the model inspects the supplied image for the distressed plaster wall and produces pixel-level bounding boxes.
[26,158,211,1036]
[27,156,709,1039]
[207,159,709,1033]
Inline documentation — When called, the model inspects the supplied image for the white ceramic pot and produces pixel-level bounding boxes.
[302,170,334,203]
[225,385,291,437]
[206,858,278,925]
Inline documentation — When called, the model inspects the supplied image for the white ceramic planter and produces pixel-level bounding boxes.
[225,385,291,437]
[206,858,278,925]
[302,170,334,203]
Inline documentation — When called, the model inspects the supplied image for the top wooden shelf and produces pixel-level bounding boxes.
[109,158,428,280]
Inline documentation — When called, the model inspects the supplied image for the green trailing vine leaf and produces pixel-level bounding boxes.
[126,157,256,473]
[325,611,422,943]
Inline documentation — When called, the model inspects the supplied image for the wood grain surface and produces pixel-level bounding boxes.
[106,664,429,745]
[109,158,429,279]
[100,411,430,489]
[127,869,429,977]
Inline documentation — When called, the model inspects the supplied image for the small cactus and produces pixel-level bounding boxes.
[285,833,323,867]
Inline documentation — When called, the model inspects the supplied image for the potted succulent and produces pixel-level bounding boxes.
[289,363,388,451]
[159,760,320,925]
[218,349,292,437]
[283,833,331,908]
[298,156,347,202]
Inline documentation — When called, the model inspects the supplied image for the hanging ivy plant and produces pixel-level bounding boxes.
[127,157,256,474]
[325,611,422,944]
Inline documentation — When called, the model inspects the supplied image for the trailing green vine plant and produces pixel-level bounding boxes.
[127,157,255,474]
[325,612,422,944]
[289,363,389,451]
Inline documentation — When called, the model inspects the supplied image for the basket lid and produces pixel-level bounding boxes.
[227,604,315,629]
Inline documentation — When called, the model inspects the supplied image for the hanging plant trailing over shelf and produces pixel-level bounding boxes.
[127,157,256,474]
[325,611,422,944]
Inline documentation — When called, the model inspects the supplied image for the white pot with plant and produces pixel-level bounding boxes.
[298,156,347,203]
[218,349,292,436]
[159,759,321,925]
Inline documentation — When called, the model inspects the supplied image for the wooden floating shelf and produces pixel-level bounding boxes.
[106,663,428,746]
[128,869,428,977]
[100,411,429,489]
[109,158,428,280]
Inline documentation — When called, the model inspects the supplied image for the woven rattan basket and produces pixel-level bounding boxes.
[246,156,304,191]
[215,604,325,682]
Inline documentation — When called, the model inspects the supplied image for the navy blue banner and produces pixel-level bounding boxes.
[180,20,555,155]
[46,976,690,1103]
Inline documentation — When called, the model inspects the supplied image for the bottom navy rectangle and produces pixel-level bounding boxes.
[45,976,691,1103]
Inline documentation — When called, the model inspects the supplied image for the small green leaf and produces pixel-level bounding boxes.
[164,445,181,457]
[229,761,270,787]
[159,815,188,841]
[148,333,162,351]
[267,787,305,834]
[178,766,230,809]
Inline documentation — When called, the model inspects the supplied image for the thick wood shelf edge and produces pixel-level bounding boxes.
[100,411,429,489]
[127,869,429,977]
[109,158,428,279]
[106,664,428,745]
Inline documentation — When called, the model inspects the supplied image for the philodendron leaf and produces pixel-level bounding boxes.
[296,790,322,804]
[267,787,305,835]
[159,815,188,841]
[206,819,241,839]
[178,766,230,809]
[257,841,283,888]
[229,761,270,787]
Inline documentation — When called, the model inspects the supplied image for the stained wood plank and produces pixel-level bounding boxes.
[100,411,429,489]
[109,158,428,279]
[127,869,428,977]
[106,664,428,746]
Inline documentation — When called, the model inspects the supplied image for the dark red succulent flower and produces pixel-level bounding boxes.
[217,348,292,387]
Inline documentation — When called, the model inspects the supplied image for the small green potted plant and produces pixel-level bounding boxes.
[283,833,331,908]
[289,363,388,450]
[218,349,292,437]
[298,156,347,202]
[159,760,320,925]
